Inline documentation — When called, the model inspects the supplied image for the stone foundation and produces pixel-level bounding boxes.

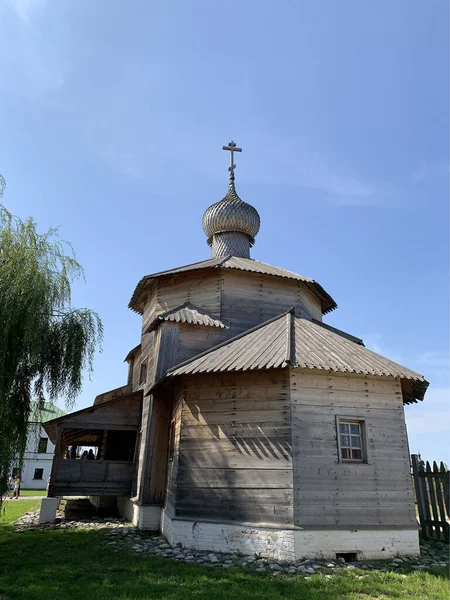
[294,529,420,560]
[161,510,419,560]
[117,497,161,530]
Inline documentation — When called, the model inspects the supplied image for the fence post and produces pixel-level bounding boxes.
[411,454,427,537]
[441,461,450,518]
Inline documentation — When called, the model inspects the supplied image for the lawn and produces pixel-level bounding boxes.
[18,489,47,497]
[0,504,448,600]
[0,499,41,524]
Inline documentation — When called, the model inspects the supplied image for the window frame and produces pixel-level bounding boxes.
[139,358,148,386]
[336,416,367,464]
[37,437,48,454]
[33,468,44,480]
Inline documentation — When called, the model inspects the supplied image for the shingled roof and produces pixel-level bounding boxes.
[166,310,428,404]
[146,302,227,332]
[129,256,337,315]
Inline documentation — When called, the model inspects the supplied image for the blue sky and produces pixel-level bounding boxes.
[1,0,448,462]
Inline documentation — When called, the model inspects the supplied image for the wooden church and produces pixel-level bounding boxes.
[44,142,428,560]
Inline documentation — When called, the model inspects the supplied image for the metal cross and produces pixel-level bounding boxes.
[222,140,242,176]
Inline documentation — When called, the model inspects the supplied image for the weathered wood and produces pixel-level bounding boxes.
[177,468,293,489]
[426,461,441,536]
[49,458,134,497]
[94,384,132,406]
[168,370,294,525]
[291,370,416,530]
[412,455,449,541]
[155,322,180,379]
[143,389,173,505]
[441,461,450,517]
[177,323,228,365]
[433,461,448,541]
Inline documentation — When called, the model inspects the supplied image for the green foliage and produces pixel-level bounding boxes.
[0,196,103,502]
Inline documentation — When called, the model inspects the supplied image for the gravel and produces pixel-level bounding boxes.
[13,509,449,577]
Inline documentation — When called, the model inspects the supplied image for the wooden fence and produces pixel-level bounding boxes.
[411,454,449,541]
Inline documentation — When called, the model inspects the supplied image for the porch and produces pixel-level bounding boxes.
[49,458,134,497]
[43,391,142,498]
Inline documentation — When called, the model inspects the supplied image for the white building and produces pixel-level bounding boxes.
[18,402,65,489]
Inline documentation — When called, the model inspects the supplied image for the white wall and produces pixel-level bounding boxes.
[19,423,55,489]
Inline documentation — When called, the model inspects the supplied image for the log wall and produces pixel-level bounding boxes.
[290,369,416,530]
[155,272,222,321]
[173,371,294,527]
[221,271,322,337]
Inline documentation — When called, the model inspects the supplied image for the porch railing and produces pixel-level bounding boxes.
[49,457,134,497]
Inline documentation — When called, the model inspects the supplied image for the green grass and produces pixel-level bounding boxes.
[18,489,47,497]
[0,499,40,525]
[0,504,448,600]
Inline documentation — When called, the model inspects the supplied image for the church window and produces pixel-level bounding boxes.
[37,437,48,454]
[337,419,365,462]
[33,468,44,480]
[139,360,148,385]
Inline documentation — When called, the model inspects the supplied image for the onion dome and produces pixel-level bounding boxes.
[202,141,260,258]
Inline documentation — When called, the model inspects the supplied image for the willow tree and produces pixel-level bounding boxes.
[0,182,103,501]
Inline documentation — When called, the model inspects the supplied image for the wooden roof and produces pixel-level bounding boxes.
[43,390,143,444]
[129,256,337,315]
[146,302,227,333]
[166,310,428,404]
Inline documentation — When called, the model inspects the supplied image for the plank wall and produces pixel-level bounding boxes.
[176,323,228,364]
[290,370,417,530]
[155,271,222,320]
[221,271,322,337]
[59,393,142,430]
[164,386,183,518]
[173,370,294,527]
[131,346,142,391]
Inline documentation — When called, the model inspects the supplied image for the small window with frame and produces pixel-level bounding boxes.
[37,437,48,454]
[33,468,44,480]
[337,418,366,462]
[139,360,148,386]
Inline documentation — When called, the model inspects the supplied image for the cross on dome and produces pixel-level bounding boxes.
[222,140,242,180]
[202,140,260,259]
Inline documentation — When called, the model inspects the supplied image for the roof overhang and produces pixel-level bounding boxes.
[43,390,143,444]
[128,256,337,316]
[151,310,428,405]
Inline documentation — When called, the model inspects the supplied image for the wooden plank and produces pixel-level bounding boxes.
[433,462,449,542]
[155,322,180,379]
[175,506,293,527]
[176,504,293,525]
[182,409,289,426]
[177,488,292,504]
[181,424,291,441]
[441,461,450,519]
[178,452,291,470]
[418,466,434,539]
[294,477,413,493]
[177,468,293,489]
[184,401,290,416]
[426,461,443,540]
[291,371,403,393]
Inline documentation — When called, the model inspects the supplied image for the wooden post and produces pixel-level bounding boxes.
[441,461,450,518]
[426,461,440,539]
[411,454,428,538]
[48,424,62,498]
